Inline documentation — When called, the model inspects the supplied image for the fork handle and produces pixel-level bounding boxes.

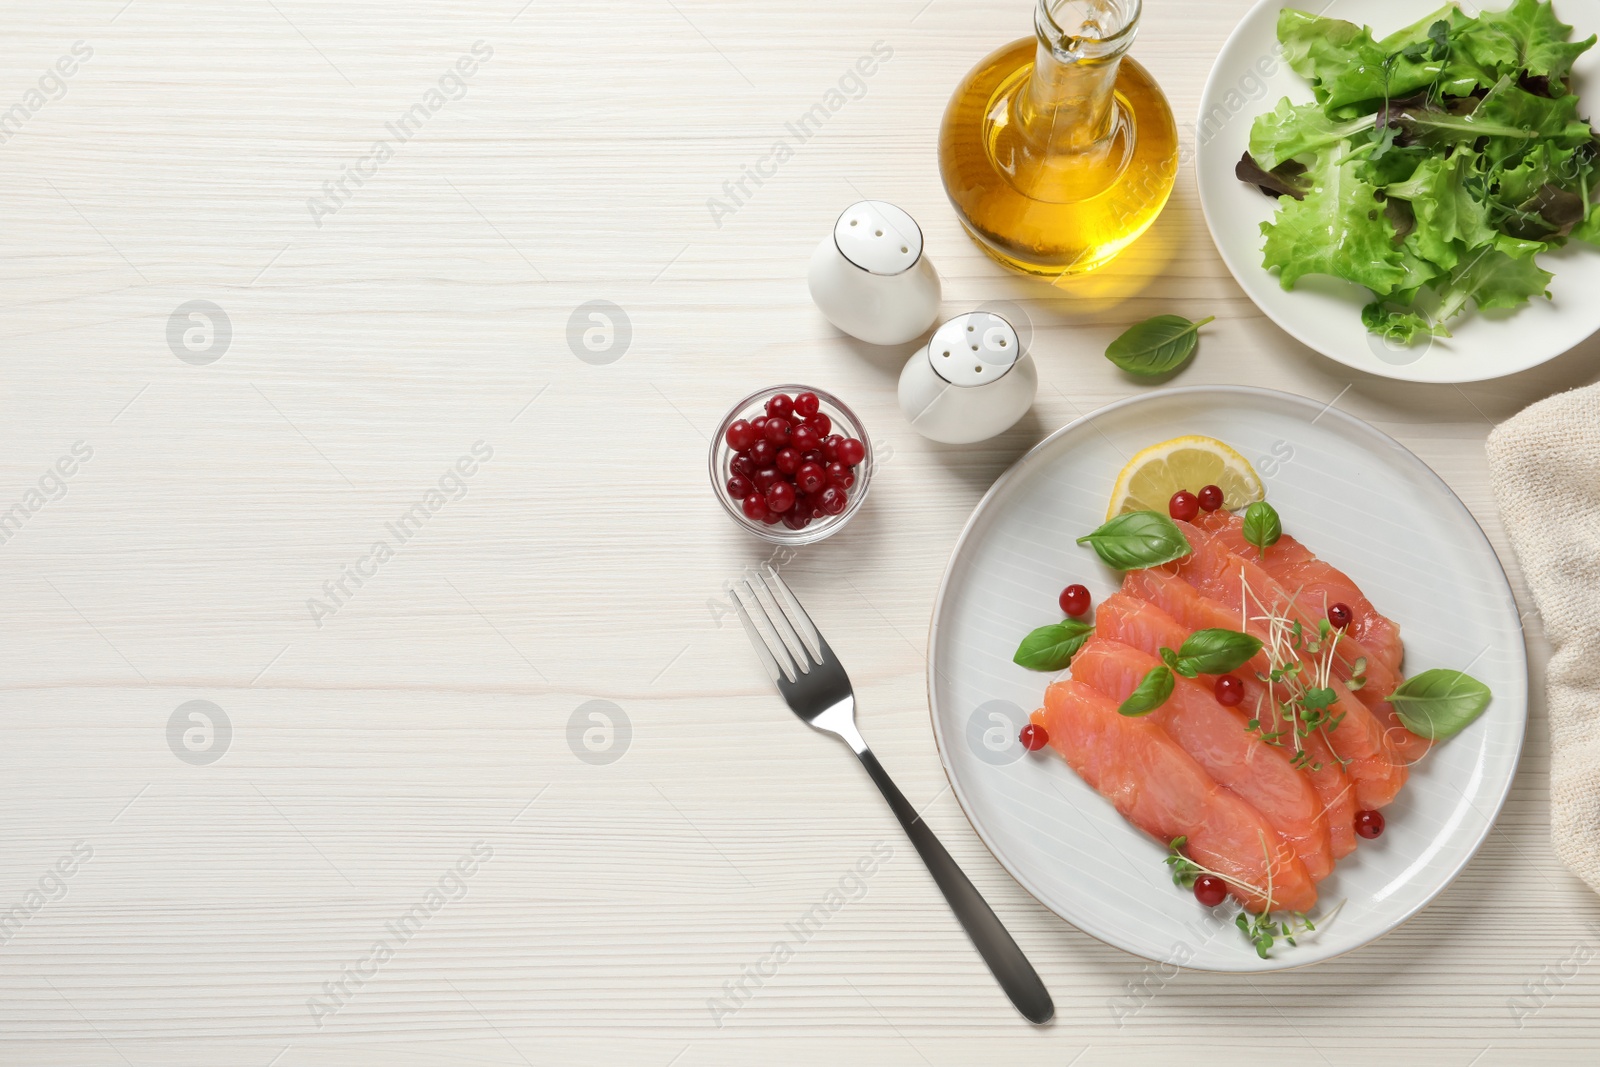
[855,748,1054,1024]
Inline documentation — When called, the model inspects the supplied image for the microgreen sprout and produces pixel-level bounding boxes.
[1236,910,1317,960]
[1237,571,1354,771]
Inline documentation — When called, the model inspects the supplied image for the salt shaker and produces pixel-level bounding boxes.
[808,201,942,346]
[898,311,1038,444]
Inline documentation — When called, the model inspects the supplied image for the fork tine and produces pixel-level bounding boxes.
[756,564,827,666]
[730,579,795,684]
[743,569,814,675]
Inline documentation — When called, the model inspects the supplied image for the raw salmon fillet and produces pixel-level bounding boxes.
[1081,609,1334,879]
[1195,511,1403,690]
[1194,510,1430,764]
[1169,519,1408,809]
[1185,516,1396,697]
[1119,570,1359,858]
[1032,679,1318,913]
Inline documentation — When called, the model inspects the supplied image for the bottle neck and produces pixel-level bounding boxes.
[1018,0,1140,153]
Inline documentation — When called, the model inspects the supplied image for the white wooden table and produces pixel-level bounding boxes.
[2,1,1599,1063]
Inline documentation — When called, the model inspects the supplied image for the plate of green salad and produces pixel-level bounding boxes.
[1197,0,1600,382]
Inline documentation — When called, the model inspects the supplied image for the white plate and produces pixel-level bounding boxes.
[927,387,1527,972]
[1195,0,1600,383]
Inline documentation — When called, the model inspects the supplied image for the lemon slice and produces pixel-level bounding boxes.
[1106,435,1265,520]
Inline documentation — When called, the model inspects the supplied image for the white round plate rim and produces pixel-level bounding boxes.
[925,385,1528,972]
[1194,0,1600,383]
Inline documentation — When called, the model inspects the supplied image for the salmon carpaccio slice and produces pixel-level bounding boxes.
[1088,599,1336,878]
[1032,680,1317,913]
[1168,519,1408,809]
[1188,514,1397,696]
[1120,570,1359,857]
[1195,510,1431,765]
[1195,510,1403,686]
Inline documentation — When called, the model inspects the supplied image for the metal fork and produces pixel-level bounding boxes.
[732,565,1054,1024]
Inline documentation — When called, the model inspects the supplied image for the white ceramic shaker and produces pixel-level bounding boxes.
[897,311,1038,444]
[807,201,942,346]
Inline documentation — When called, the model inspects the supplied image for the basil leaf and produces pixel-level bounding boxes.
[1388,669,1493,739]
[1013,619,1094,671]
[1117,665,1175,716]
[1241,501,1282,557]
[1104,315,1215,377]
[1174,628,1264,675]
[1076,510,1193,570]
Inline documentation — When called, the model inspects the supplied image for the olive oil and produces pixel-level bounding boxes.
[938,1,1179,277]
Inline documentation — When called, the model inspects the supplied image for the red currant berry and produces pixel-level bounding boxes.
[765,393,794,420]
[775,447,801,476]
[725,419,756,452]
[825,462,855,490]
[1355,809,1385,839]
[741,494,770,522]
[821,434,844,463]
[753,467,781,493]
[1169,490,1200,522]
[1197,484,1224,512]
[1328,602,1353,629]
[729,454,756,478]
[726,474,754,500]
[782,508,811,530]
[1214,674,1244,707]
[762,418,791,446]
[818,486,848,515]
[1019,723,1049,751]
[1193,874,1228,908]
[750,439,776,467]
[793,391,820,418]
[795,462,827,496]
[836,437,867,467]
[1058,584,1091,617]
[805,412,832,436]
[791,424,821,454]
[765,480,796,514]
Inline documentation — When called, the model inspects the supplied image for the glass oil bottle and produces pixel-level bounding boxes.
[938,0,1179,276]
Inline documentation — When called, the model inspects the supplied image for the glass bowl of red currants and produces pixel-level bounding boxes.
[710,385,873,545]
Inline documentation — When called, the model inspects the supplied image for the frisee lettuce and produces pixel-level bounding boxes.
[1243,1,1599,343]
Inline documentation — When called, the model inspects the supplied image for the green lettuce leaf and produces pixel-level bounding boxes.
[1378,6,1502,96]
[1460,0,1596,86]
[1361,302,1449,342]
[1261,140,1408,293]
[1277,10,1440,113]
[1497,143,1567,203]
[1385,152,1496,270]
[1435,246,1553,321]
[1473,76,1596,145]
[1385,98,1542,148]
[1248,98,1373,172]
[1573,202,1600,245]
[1493,233,1552,258]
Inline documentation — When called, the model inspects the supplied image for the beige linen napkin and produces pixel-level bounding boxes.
[1486,381,1600,896]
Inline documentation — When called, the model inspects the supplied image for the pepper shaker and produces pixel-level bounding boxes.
[898,312,1038,444]
[808,201,942,346]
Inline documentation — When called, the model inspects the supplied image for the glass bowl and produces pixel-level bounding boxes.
[708,384,873,545]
